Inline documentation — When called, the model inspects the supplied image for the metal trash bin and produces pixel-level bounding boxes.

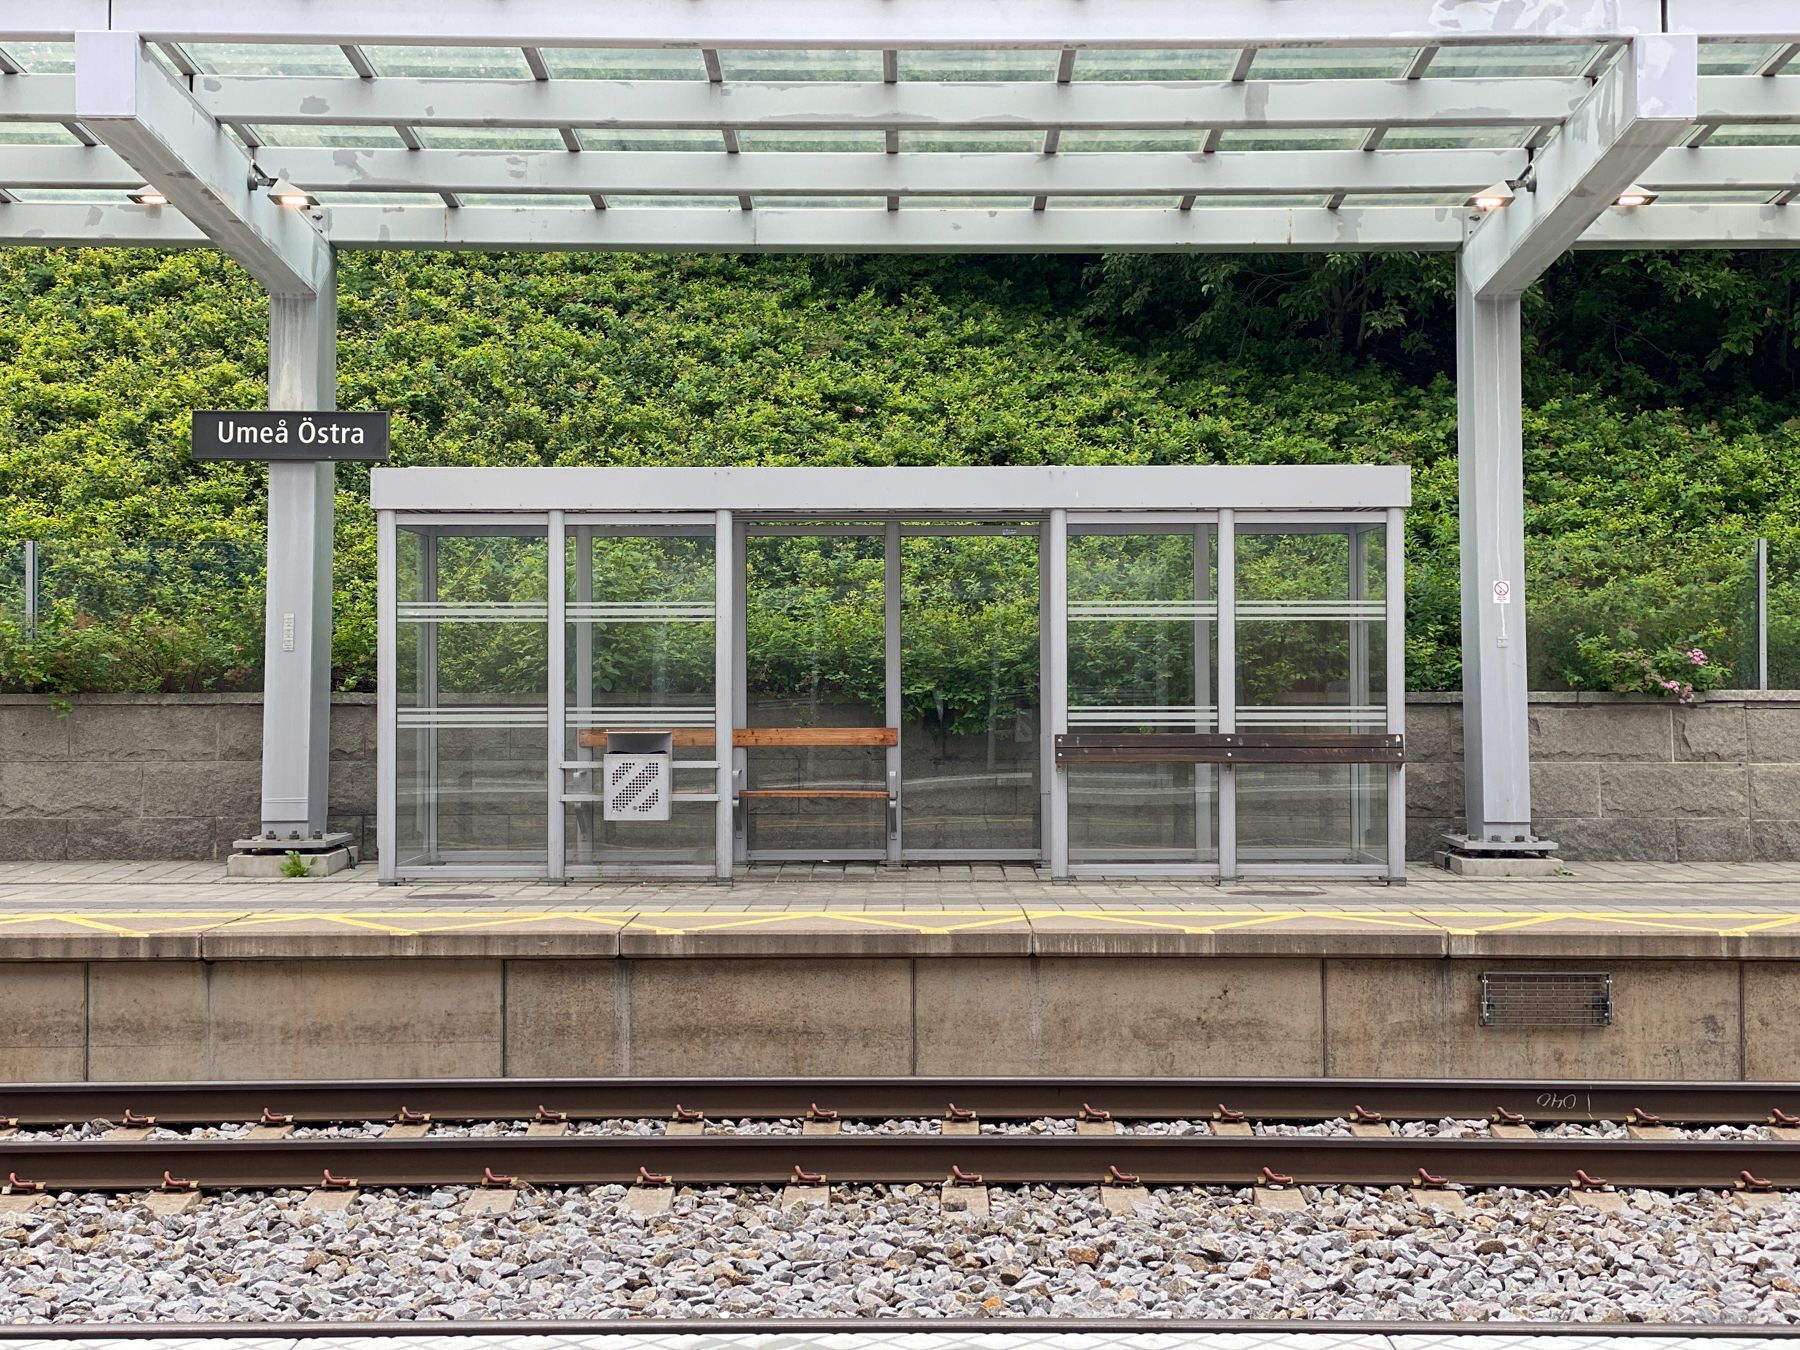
[602,730,673,822]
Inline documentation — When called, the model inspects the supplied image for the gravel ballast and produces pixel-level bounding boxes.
[2,1183,1798,1324]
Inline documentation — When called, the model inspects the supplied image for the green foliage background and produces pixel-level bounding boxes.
[3,245,1799,695]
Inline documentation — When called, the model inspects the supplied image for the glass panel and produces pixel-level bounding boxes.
[1237,763,1387,865]
[605,196,742,210]
[1212,129,1366,150]
[901,532,1039,854]
[1698,42,1788,76]
[368,46,533,78]
[3,42,75,74]
[418,128,572,151]
[458,195,596,208]
[253,126,410,149]
[1233,521,1389,868]
[1053,197,1181,209]
[564,529,716,870]
[1706,128,1800,148]
[718,51,882,81]
[1252,47,1417,80]
[900,130,1047,152]
[1379,127,1531,149]
[1074,50,1238,82]
[761,197,888,209]
[744,534,887,856]
[899,50,1063,81]
[184,43,356,76]
[545,49,708,80]
[1059,131,1204,152]
[395,526,548,869]
[1066,528,1218,865]
[1427,44,1598,78]
[0,123,82,146]
[313,191,452,206]
[737,131,887,152]
[577,130,726,153]
[904,196,1035,210]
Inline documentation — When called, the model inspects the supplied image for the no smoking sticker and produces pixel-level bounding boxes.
[1492,579,1513,604]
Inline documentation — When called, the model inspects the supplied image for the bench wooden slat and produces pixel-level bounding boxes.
[734,727,898,747]
[1056,731,1402,766]
[577,728,716,749]
[737,789,891,800]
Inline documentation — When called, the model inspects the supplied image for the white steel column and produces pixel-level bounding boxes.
[1385,507,1408,880]
[1045,509,1069,878]
[1348,526,1369,862]
[730,517,749,864]
[714,509,735,880]
[260,262,338,838]
[546,510,566,880]
[572,525,594,865]
[1217,509,1237,881]
[1195,523,1213,862]
[884,520,903,864]
[375,509,397,882]
[1454,257,1533,847]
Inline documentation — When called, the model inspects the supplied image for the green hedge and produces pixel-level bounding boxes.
[3,247,1799,697]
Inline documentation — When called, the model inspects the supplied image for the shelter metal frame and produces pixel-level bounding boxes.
[4,3,1798,859]
[373,465,1410,882]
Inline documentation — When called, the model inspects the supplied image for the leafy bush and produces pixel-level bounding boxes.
[1563,632,1733,703]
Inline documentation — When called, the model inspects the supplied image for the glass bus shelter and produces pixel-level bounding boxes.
[374,466,1409,882]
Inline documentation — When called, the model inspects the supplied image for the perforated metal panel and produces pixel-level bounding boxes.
[603,753,670,822]
[1479,970,1613,1028]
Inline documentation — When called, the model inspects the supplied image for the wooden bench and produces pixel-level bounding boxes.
[1055,731,1403,766]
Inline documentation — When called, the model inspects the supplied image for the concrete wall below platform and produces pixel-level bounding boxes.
[6,690,1800,862]
[0,953,1772,1082]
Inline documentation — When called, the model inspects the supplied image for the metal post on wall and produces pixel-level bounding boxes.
[375,510,397,882]
[1385,507,1408,882]
[884,520,903,865]
[1217,508,1237,882]
[1045,508,1069,878]
[714,509,736,880]
[1757,537,1770,691]
[546,510,566,882]
[21,539,37,635]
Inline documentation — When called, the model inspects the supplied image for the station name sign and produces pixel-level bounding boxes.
[192,410,390,462]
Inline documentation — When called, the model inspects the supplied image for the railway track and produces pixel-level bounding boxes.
[3,1075,1795,1126]
[4,1131,1800,1192]
[5,1076,1800,1195]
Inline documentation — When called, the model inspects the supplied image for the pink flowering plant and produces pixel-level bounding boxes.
[1565,629,1732,704]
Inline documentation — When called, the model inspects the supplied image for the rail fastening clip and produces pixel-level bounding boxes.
[635,1166,673,1188]
[120,1108,155,1128]
[1770,1107,1800,1127]
[1103,1165,1141,1187]
[481,1167,517,1189]
[1492,1106,1526,1125]
[791,1165,828,1186]
[1630,1106,1662,1127]
[1213,1104,1246,1124]
[947,1164,984,1186]
[1571,1169,1610,1191]
[805,1103,839,1122]
[1351,1104,1384,1124]
[1080,1103,1112,1123]
[161,1171,199,1193]
[395,1106,430,1125]
[1737,1169,1775,1192]
[944,1103,977,1123]
[670,1104,705,1124]
[1413,1167,1450,1189]
[259,1108,294,1126]
[320,1168,358,1190]
[5,1172,44,1194]
[1258,1166,1295,1188]
[533,1106,568,1124]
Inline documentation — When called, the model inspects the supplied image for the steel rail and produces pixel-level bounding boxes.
[0,1320,1796,1340]
[2,1134,1797,1193]
[3,1076,1795,1127]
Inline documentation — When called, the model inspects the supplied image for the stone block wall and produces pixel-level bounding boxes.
[5,690,1800,863]
[1405,691,1800,863]
[0,694,375,861]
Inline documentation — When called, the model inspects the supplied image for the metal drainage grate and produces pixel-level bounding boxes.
[1479,970,1613,1029]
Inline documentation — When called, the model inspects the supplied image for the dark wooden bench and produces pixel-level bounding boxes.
[1055,731,1403,766]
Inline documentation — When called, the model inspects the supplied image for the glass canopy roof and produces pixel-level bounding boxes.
[0,30,1795,219]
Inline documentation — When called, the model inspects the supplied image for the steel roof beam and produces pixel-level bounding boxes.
[71,30,329,295]
[1461,34,1699,298]
[48,1,1664,47]
[324,203,1469,252]
[239,146,1524,198]
[188,75,1595,131]
[4,200,1796,253]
